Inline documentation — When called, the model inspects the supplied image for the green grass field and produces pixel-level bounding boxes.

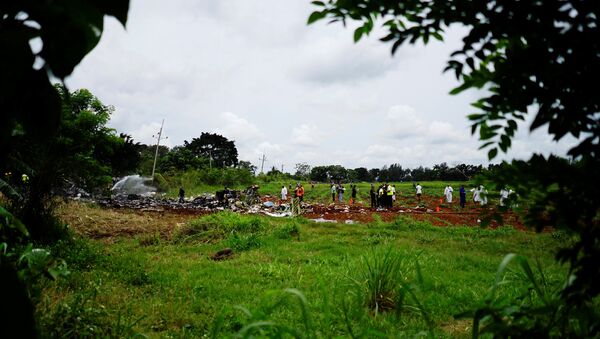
[38,204,570,337]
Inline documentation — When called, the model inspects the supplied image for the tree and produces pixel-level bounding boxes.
[184,133,238,168]
[158,146,208,173]
[310,1,600,336]
[352,167,372,182]
[294,162,311,178]
[137,144,169,175]
[238,161,257,175]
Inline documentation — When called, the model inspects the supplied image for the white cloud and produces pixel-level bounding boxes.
[291,124,321,147]
[384,105,426,139]
[213,112,264,144]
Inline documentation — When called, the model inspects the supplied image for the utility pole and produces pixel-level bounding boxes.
[281,164,284,173]
[259,153,267,174]
[151,119,165,181]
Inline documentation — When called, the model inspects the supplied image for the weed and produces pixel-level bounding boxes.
[227,233,262,251]
[38,281,145,338]
[273,220,300,240]
[138,232,161,247]
[354,247,406,313]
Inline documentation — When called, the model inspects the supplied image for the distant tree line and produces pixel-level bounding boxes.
[307,163,486,183]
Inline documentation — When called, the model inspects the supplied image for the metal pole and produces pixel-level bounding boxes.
[259,154,266,173]
[151,119,164,181]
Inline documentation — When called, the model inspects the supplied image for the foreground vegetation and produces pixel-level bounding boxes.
[32,203,572,337]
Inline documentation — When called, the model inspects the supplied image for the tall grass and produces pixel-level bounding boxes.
[355,247,406,313]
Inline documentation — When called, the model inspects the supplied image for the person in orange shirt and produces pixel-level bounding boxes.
[296,183,305,203]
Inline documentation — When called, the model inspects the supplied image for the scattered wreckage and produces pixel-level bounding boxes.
[96,187,300,217]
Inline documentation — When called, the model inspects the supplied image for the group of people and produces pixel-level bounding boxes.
[369,183,397,208]
[281,183,304,202]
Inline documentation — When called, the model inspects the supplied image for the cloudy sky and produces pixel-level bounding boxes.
[65,0,576,172]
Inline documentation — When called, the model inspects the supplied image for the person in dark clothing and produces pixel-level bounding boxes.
[178,186,185,203]
[459,185,466,208]
[370,184,377,208]
[351,185,357,204]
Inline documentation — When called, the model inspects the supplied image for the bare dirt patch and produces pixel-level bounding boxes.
[56,201,208,241]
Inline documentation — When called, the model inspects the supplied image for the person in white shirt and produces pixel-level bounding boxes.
[281,185,287,200]
[444,185,453,203]
[415,183,423,203]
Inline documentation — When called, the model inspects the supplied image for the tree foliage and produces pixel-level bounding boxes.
[184,133,239,168]
[294,162,311,178]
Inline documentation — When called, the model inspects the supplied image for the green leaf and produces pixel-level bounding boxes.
[0,206,29,237]
[478,141,495,150]
[307,11,326,24]
[353,26,363,42]
[488,148,498,160]
[311,1,325,6]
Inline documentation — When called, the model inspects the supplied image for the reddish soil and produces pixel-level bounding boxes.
[267,194,528,230]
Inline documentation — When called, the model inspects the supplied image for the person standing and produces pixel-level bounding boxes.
[350,185,357,205]
[297,183,305,203]
[471,186,481,203]
[281,185,288,200]
[331,184,336,203]
[369,184,377,208]
[338,184,345,203]
[178,186,185,203]
[386,184,394,208]
[444,185,453,203]
[479,185,488,205]
[415,183,423,204]
[391,185,397,203]
[459,185,466,208]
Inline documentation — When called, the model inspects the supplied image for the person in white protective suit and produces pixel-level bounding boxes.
[444,185,454,203]
[479,185,488,205]
[281,185,288,200]
[470,186,481,203]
